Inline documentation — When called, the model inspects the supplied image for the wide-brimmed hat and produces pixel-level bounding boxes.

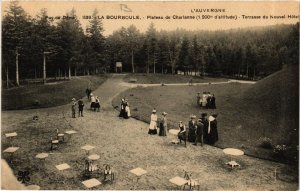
[72,98,76,101]
[162,112,167,116]
[190,114,196,119]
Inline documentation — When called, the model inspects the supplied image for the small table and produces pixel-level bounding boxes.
[5,132,17,138]
[169,129,180,144]
[65,130,77,140]
[3,147,19,163]
[130,167,147,189]
[56,163,71,171]
[36,153,49,160]
[36,153,49,171]
[81,145,95,155]
[169,176,188,190]
[223,148,244,169]
[82,178,101,189]
[87,154,100,171]
[5,132,17,146]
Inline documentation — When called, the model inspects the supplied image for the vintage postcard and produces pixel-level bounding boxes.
[1,1,299,190]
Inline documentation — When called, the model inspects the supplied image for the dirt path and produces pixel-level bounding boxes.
[1,75,297,190]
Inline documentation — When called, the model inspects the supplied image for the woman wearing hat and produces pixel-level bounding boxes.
[119,98,125,117]
[207,113,218,145]
[159,112,168,136]
[148,109,158,135]
[90,93,96,111]
[124,101,131,119]
[95,96,100,112]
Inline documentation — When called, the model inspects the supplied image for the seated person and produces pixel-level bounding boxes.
[178,121,187,145]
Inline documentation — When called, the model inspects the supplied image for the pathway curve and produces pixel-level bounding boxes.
[1,75,297,190]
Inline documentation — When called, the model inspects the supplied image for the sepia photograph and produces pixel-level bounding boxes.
[1,1,299,190]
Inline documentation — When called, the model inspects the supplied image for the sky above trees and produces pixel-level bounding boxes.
[2,1,299,36]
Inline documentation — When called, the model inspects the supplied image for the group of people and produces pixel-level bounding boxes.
[197,92,216,109]
[147,109,218,146]
[148,109,168,136]
[90,93,101,112]
[186,113,218,145]
[118,98,131,119]
[71,98,85,118]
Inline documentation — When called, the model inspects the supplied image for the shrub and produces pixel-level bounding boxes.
[258,137,273,149]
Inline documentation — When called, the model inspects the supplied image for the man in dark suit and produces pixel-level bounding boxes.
[188,115,197,142]
[200,113,209,143]
[194,118,204,146]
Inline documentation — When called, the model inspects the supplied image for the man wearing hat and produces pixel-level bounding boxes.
[159,112,168,136]
[194,118,204,146]
[78,99,84,117]
[188,114,197,142]
[71,98,77,118]
[200,113,209,143]
[148,109,158,135]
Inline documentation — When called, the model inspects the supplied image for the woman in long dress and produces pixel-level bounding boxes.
[119,98,125,117]
[159,112,168,136]
[207,114,218,145]
[148,109,158,135]
[124,102,131,119]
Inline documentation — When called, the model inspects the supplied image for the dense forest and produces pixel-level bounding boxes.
[2,2,299,87]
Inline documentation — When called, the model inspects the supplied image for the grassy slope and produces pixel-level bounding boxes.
[2,75,109,110]
[124,73,229,84]
[113,66,299,164]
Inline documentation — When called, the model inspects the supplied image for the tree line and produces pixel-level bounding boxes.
[2,1,299,87]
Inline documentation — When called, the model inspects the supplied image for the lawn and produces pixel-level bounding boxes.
[1,74,298,190]
[2,75,109,110]
[123,73,229,84]
[112,66,299,165]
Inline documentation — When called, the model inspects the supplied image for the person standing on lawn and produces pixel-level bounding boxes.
[196,92,201,107]
[194,118,204,146]
[188,115,197,142]
[86,88,92,100]
[210,94,216,109]
[159,112,168,136]
[78,99,84,117]
[124,101,131,119]
[207,114,218,145]
[148,109,158,135]
[200,113,209,143]
[71,98,77,118]
[90,93,96,111]
[95,96,100,112]
[119,98,126,117]
[206,92,212,109]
